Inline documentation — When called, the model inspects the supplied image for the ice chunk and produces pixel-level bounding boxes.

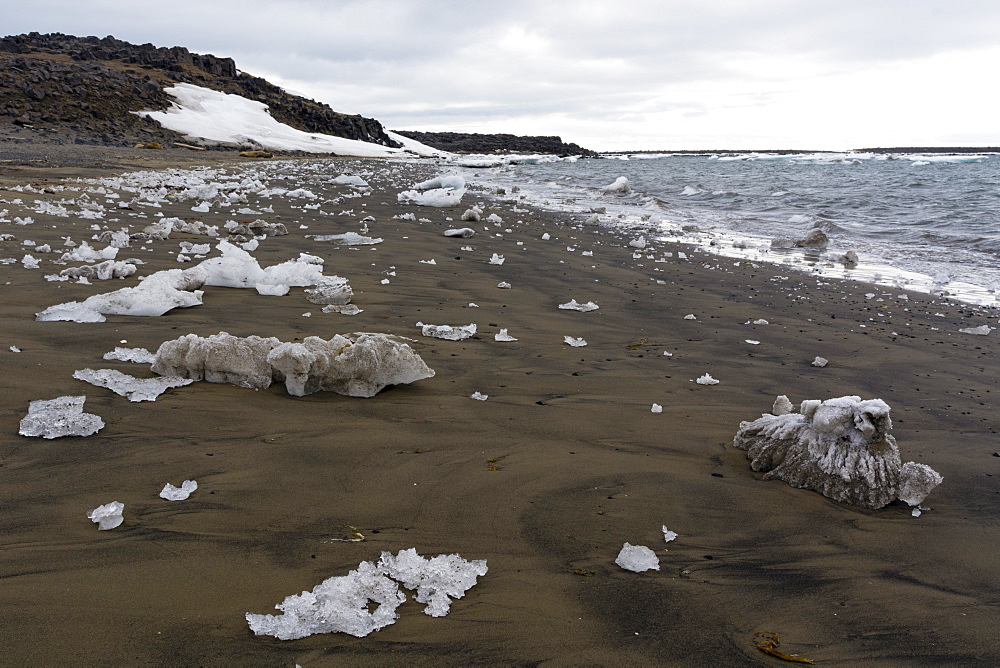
[103,347,156,364]
[795,228,829,248]
[811,356,829,367]
[897,462,944,507]
[629,236,647,249]
[376,548,488,618]
[322,304,363,315]
[615,542,659,572]
[419,323,476,341]
[460,207,482,222]
[733,395,941,509]
[444,227,476,238]
[602,176,630,194]
[308,232,383,245]
[397,186,465,207]
[494,329,518,342]
[152,332,282,389]
[558,299,599,312]
[753,319,769,325]
[305,276,353,305]
[255,284,289,296]
[772,395,794,416]
[651,403,663,413]
[59,260,137,280]
[470,391,488,401]
[59,241,118,262]
[331,174,369,187]
[497,281,511,289]
[959,324,991,335]
[563,336,587,347]
[414,174,465,191]
[73,368,194,402]
[696,374,719,385]
[160,480,198,501]
[488,253,505,265]
[684,314,697,320]
[266,333,435,398]
[19,395,104,438]
[541,232,551,240]
[88,501,124,530]
[246,561,405,639]
[662,526,678,543]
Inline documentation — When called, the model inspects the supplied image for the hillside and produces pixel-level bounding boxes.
[393,130,597,156]
[0,32,399,150]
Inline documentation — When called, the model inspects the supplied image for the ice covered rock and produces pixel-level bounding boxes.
[36,267,207,322]
[152,332,282,389]
[419,323,477,341]
[73,368,194,402]
[376,548,488,618]
[266,334,435,398]
[444,227,476,238]
[733,395,942,509]
[19,395,104,438]
[59,260,137,280]
[246,561,406,639]
[305,276,353,305]
[160,480,198,501]
[615,542,659,572]
[88,501,124,530]
[558,299,599,312]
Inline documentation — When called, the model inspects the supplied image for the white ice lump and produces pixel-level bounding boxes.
[19,395,104,438]
[615,542,659,572]
[88,501,124,530]
[160,480,198,501]
[733,395,943,509]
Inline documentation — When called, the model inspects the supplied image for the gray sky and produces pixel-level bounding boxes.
[5,0,999,150]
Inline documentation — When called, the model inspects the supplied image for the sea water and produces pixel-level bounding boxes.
[489,152,1000,307]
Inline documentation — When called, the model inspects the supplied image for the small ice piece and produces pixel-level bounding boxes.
[495,329,518,342]
[88,501,124,530]
[73,368,194,402]
[375,548,488,618]
[684,314,697,320]
[321,304,363,315]
[912,507,922,517]
[19,395,104,438]
[488,253,505,265]
[651,403,663,413]
[308,232,383,245]
[629,236,646,249]
[10,345,22,353]
[419,323,477,341]
[470,391,488,401]
[419,259,437,265]
[811,356,828,367]
[662,526,678,543]
[103,347,155,363]
[380,278,390,284]
[444,227,476,238]
[959,324,991,335]
[558,299,599,312]
[662,351,672,357]
[246,561,405,639]
[753,319,769,325]
[497,281,511,289]
[745,340,760,345]
[772,395,794,415]
[467,302,478,308]
[564,336,587,347]
[160,480,198,501]
[695,374,719,385]
[541,232,551,240]
[615,542,659,572]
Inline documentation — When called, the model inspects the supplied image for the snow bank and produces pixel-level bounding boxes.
[733,395,942,509]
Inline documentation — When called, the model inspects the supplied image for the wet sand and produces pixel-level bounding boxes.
[1,147,998,665]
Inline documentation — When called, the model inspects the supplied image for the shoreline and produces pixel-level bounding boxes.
[1,147,998,664]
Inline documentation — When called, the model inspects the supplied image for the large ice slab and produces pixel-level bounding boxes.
[733,395,942,509]
[19,395,104,439]
[73,368,194,402]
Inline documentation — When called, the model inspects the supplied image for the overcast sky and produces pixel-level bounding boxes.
[6,0,999,151]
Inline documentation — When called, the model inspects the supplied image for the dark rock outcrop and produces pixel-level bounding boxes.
[393,130,596,156]
[0,32,400,150]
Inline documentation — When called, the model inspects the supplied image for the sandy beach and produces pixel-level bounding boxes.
[1,148,997,665]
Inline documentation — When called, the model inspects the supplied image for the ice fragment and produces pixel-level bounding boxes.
[160,480,198,501]
[615,542,659,572]
[19,395,104,438]
[88,501,124,530]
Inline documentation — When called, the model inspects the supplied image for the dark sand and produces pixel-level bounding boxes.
[1,147,997,665]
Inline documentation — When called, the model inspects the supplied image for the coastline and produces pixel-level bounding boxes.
[1,147,998,664]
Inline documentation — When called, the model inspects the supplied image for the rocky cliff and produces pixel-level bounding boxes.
[393,130,596,156]
[0,32,400,149]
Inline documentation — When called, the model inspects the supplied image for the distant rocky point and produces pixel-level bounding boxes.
[392,130,597,156]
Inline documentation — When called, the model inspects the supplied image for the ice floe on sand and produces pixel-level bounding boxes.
[19,395,104,439]
[73,368,194,402]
